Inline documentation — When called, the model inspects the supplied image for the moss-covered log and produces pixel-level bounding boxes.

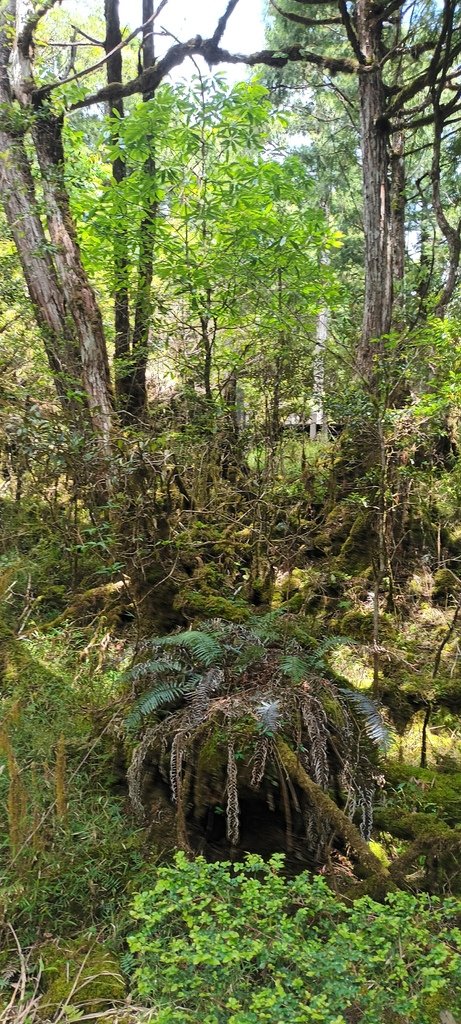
[276,737,388,880]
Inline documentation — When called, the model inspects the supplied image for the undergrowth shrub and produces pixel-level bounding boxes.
[127,852,461,1024]
[0,629,141,942]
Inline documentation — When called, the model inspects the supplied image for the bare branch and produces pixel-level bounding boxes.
[36,39,102,47]
[211,0,241,44]
[71,25,105,47]
[270,0,341,27]
[35,0,169,101]
[55,39,358,112]
[384,0,461,118]
[337,0,365,63]
[17,0,62,56]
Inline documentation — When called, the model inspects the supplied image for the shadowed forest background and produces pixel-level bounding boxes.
[1,0,461,1021]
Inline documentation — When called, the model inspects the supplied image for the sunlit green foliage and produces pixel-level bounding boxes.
[128,852,461,1024]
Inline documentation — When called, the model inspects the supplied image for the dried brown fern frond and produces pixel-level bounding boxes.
[250,736,270,790]
[226,737,239,847]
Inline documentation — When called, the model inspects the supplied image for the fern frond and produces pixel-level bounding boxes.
[250,736,270,789]
[309,635,357,671]
[234,643,267,674]
[126,657,183,684]
[159,630,224,667]
[300,694,329,788]
[248,610,283,641]
[126,678,194,731]
[256,699,282,732]
[279,654,313,683]
[339,688,393,750]
[186,667,225,725]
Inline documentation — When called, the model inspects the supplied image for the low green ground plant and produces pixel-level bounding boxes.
[128,852,461,1024]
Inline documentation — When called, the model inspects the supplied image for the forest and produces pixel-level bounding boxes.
[1,0,461,1020]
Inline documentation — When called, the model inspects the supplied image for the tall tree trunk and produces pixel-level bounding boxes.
[104,0,132,415]
[2,0,114,457]
[130,0,157,418]
[32,112,114,449]
[390,129,405,316]
[0,3,83,412]
[311,305,329,439]
[0,126,83,404]
[355,1,393,375]
[312,235,329,439]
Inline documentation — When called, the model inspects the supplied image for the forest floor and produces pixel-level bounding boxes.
[1,434,461,1023]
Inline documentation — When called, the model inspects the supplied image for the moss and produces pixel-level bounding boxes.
[249,571,274,607]
[283,592,304,612]
[276,737,389,881]
[174,588,250,622]
[338,608,374,641]
[319,691,346,729]
[368,840,391,867]
[194,728,227,818]
[338,873,398,902]
[38,941,125,1019]
[272,568,323,612]
[336,512,373,571]
[336,607,397,643]
[433,568,461,599]
[422,989,461,1020]
[373,807,454,841]
[383,763,461,825]
[42,581,129,630]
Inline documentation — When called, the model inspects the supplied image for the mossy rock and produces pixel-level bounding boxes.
[38,941,125,1019]
[373,807,454,841]
[272,568,318,611]
[382,763,461,826]
[315,504,356,555]
[336,512,373,571]
[433,568,461,599]
[336,607,397,643]
[174,588,250,622]
[336,608,374,641]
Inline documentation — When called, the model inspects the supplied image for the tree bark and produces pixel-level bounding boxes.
[0,127,82,402]
[104,0,132,415]
[0,2,83,412]
[390,129,405,316]
[1,0,114,458]
[32,112,114,449]
[356,3,393,374]
[129,0,158,418]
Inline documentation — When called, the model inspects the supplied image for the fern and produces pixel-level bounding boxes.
[119,951,136,976]
[126,657,183,684]
[309,635,357,672]
[126,678,196,731]
[339,688,393,750]
[249,610,284,641]
[280,638,355,681]
[279,654,313,683]
[151,630,224,667]
[127,617,387,856]
[234,642,267,674]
